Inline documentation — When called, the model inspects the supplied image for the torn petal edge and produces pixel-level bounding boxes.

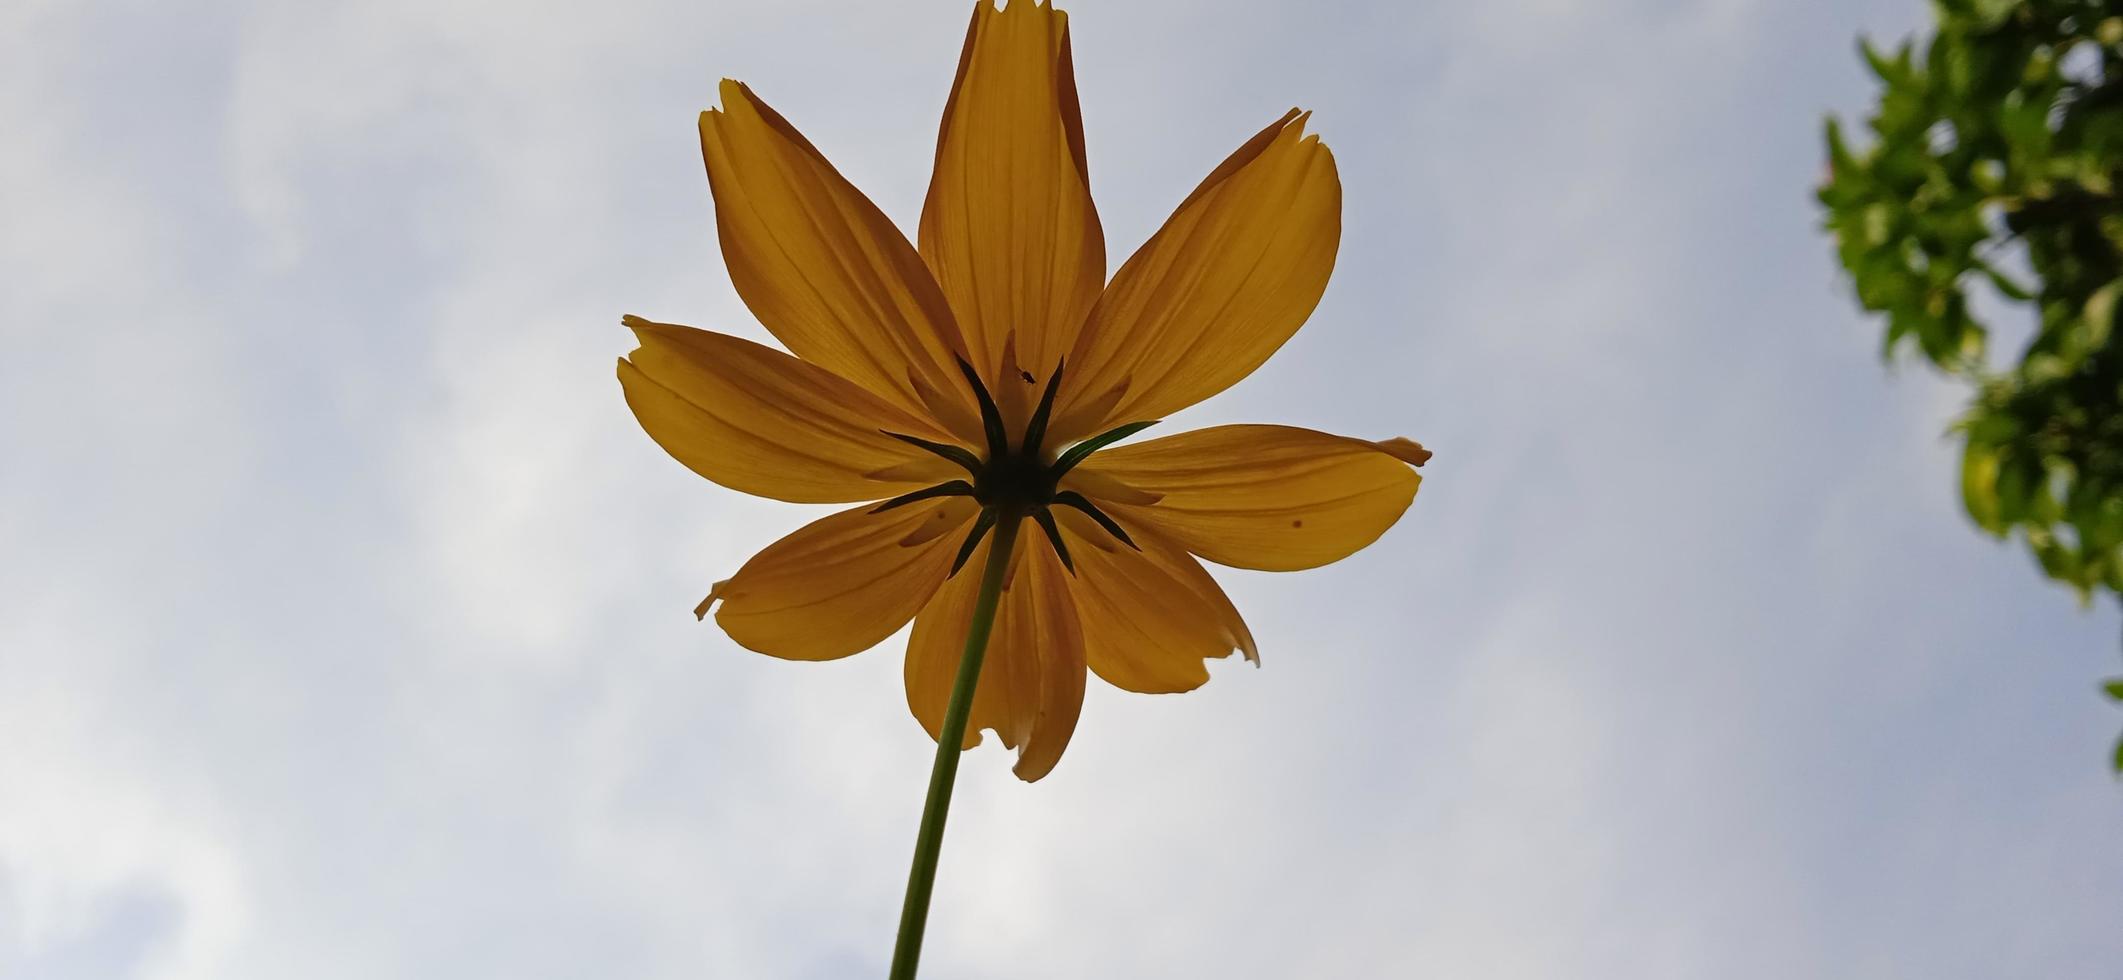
[694,579,732,621]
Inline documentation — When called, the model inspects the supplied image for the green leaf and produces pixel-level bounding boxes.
[1862,202,1897,246]
[2032,531,2077,581]
[1824,118,1859,177]
[1861,38,1914,86]
[2082,283,2120,349]
[1970,0,2016,29]
[1963,441,2005,531]
[1980,263,2034,301]
[1827,0,2123,770]
[1994,451,2034,526]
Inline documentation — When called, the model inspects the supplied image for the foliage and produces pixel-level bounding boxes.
[1819,0,2123,770]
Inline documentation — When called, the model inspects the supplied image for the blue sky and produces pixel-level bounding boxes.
[3,0,2119,977]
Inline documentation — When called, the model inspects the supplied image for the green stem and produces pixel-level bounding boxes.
[888,512,1019,980]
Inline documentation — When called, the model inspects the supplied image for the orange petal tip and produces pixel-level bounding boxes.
[1375,437,1432,467]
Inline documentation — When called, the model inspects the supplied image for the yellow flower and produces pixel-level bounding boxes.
[618,0,1428,782]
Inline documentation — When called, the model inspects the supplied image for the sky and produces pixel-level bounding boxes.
[3,0,2120,977]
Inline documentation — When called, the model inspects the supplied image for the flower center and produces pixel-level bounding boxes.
[878,357,1152,575]
[973,445,1057,512]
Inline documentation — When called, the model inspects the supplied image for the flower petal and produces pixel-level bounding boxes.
[618,317,961,503]
[1058,511,1256,694]
[1072,424,1423,571]
[905,523,1087,781]
[699,79,980,439]
[707,499,974,661]
[1052,110,1340,442]
[921,0,1104,421]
